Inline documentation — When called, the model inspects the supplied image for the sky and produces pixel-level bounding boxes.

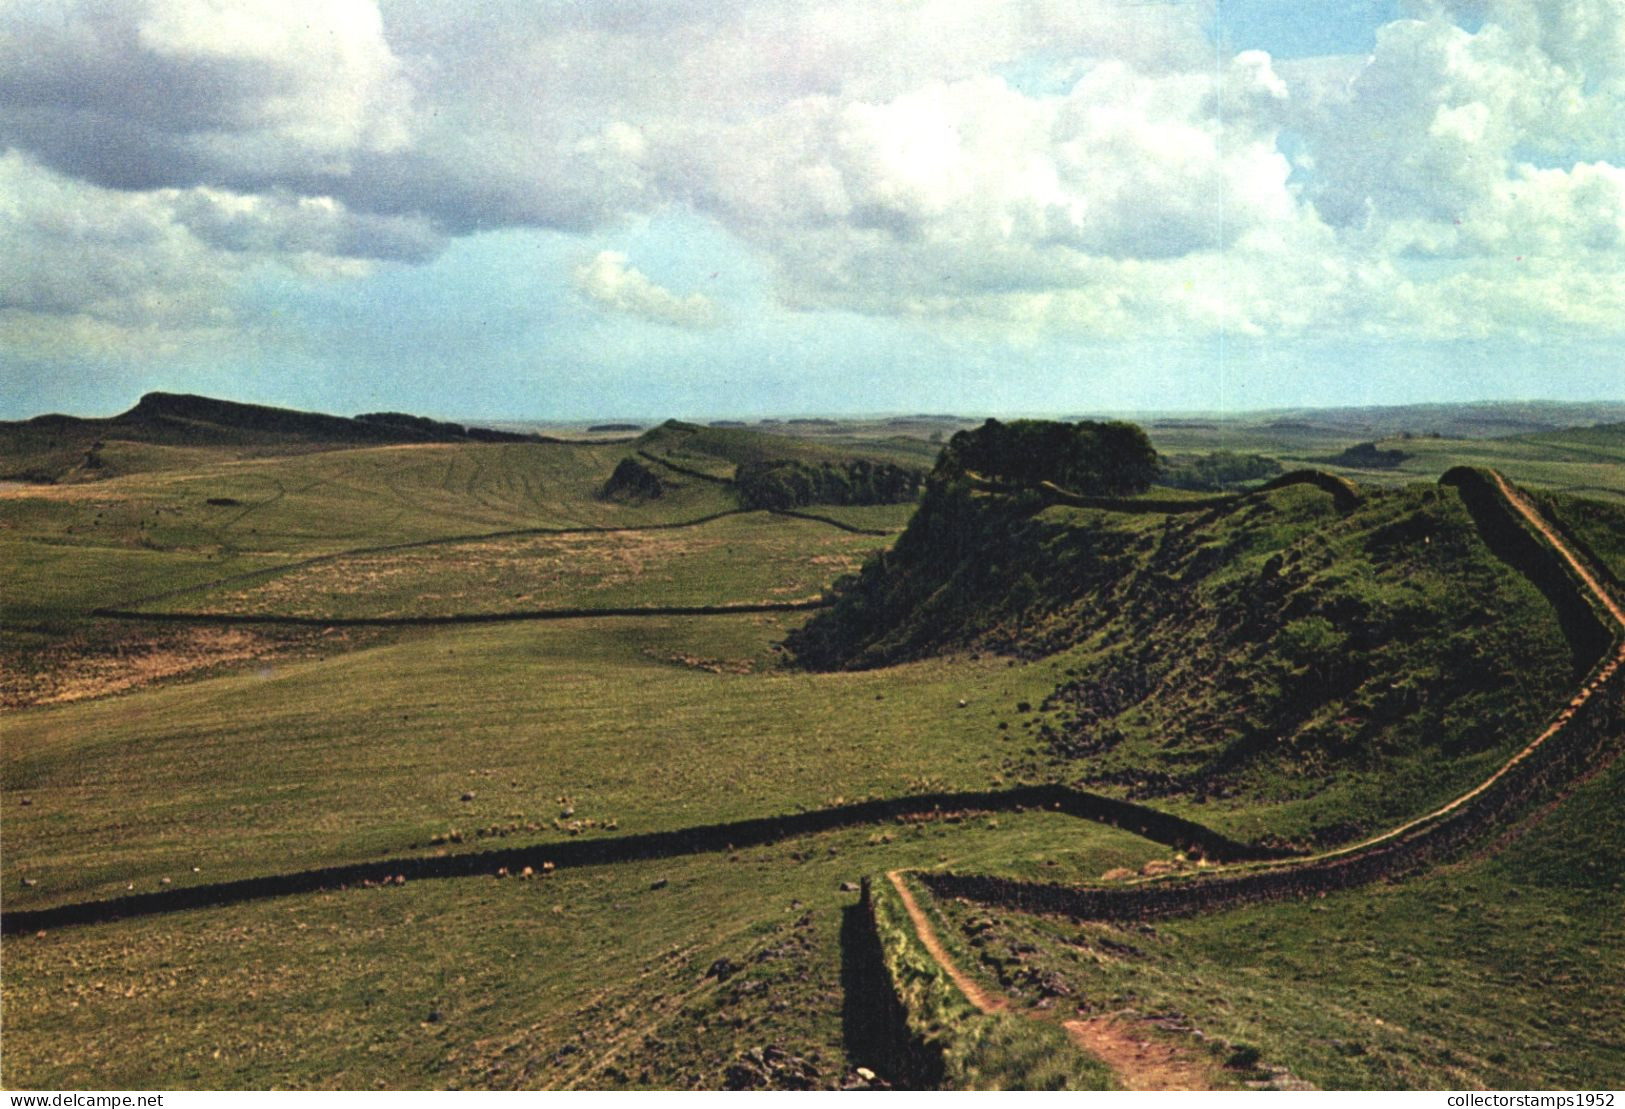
[2,0,1623,421]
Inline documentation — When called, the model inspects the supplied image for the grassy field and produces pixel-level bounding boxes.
[2,410,1621,1090]
[0,438,741,702]
[2,811,1167,1089]
[4,441,728,557]
[136,512,890,618]
[3,614,1092,909]
[1143,418,1625,503]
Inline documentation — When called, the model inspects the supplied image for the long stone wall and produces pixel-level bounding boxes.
[842,878,952,1088]
[1442,467,1613,670]
[0,784,1281,935]
[923,658,1620,919]
[636,449,735,485]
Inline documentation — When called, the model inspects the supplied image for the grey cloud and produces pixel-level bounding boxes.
[166,190,446,263]
[4,0,1622,345]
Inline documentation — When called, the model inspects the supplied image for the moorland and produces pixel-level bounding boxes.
[1,392,1622,1090]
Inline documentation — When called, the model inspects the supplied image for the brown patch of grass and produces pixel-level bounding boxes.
[1,624,367,708]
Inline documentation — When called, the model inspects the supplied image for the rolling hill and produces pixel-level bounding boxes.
[0,392,542,484]
[1,407,1621,1090]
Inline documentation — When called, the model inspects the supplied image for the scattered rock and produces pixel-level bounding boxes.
[1032,969,1072,997]
[460,791,476,802]
[21,877,37,888]
[839,881,860,893]
[707,957,742,981]
[723,1045,822,1090]
[650,877,669,890]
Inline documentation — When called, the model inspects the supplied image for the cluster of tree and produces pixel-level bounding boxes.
[935,419,1161,496]
[734,458,923,510]
[1161,451,1282,492]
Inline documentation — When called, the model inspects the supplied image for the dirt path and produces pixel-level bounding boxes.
[1491,471,1625,627]
[884,871,1216,1090]
[885,870,1006,1014]
[1062,1017,1221,1091]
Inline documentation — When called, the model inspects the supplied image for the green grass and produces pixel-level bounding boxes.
[0,538,286,627]
[139,511,890,618]
[1143,419,1625,504]
[1,812,1164,1089]
[931,747,1625,1089]
[637,421,937,471]
[1,441,738,569]
[794,480,1575,849]
[780,502,917,532]
[867,873,1114,1090]
[1540,492,1625,581]
[3,415,1621,1090]
[1,616,1080,909]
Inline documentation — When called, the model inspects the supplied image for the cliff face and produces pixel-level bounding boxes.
[788,476,1577,843]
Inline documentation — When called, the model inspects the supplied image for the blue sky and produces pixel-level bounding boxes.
[3,0,1622,420]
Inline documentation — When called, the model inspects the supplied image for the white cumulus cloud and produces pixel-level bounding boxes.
[574,251,719,329]
[2,0,1623,355]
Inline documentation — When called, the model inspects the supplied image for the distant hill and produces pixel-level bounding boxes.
[0,392,539,483]
[1208,401,1625,441]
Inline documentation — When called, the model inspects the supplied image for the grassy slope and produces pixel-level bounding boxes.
[1306,427,1625,504]
[1,440,738,695]
[1540,492,1625,581]
[637,421,937,472]
[932,747,1625,1089]
[3,420,1620,1090]
[1,813,1165,1089]
[1144,421,1625,504]
[791,481,1574,848]
[2,616,1082,908]
[2,441,735,569]
[867,872,1115,1089]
